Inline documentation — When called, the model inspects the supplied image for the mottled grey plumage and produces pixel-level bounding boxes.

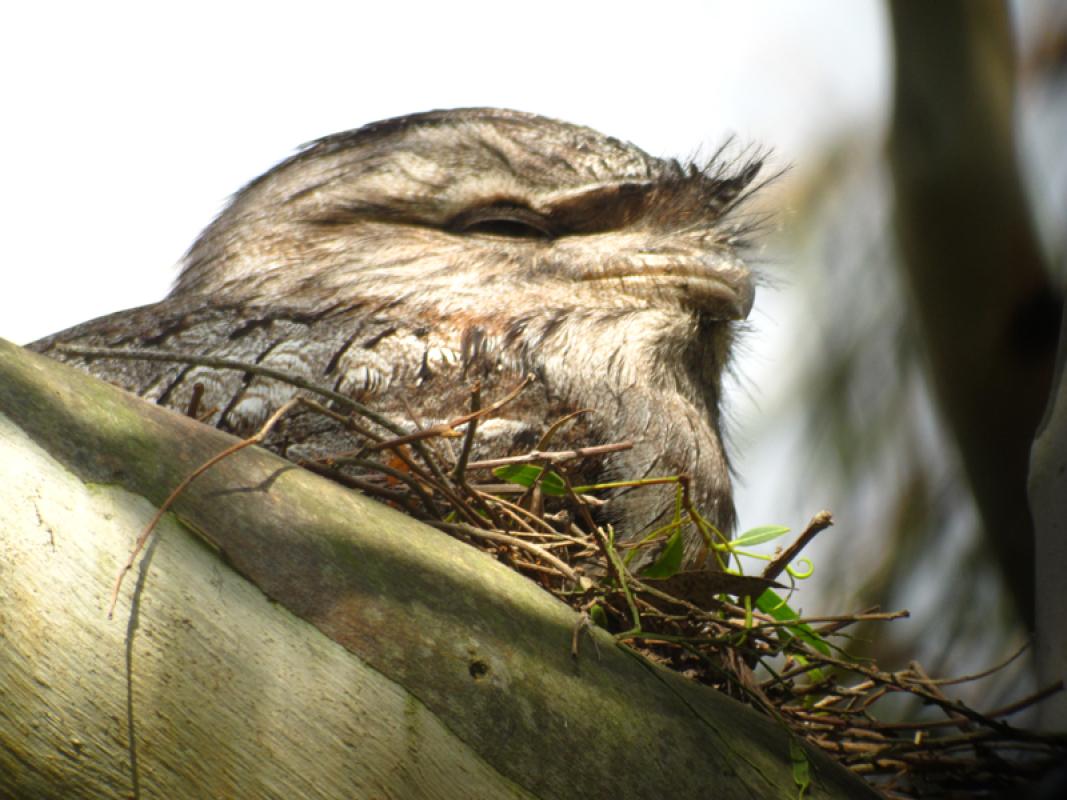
[32,108,761,568]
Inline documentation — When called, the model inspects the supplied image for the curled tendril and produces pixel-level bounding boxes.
[786,558,814,580]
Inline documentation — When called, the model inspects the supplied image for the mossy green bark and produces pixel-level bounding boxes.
[0,338,876,799]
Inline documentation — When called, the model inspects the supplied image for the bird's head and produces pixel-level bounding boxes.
[175,109,763,336]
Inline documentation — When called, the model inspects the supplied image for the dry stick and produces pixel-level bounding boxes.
[905,731,1064,755]
[559,473,642,632]
[449,383,506,530]
[325,449,451,521]
[473,488,558,535]
[452,381,481,483]
[396,394,461,494]
[184,382,205,419]
[909,660,973,735]
[464,441,633,471]
[908,640,1030,688]
[623,574,782,632]
[364,377,535,521]
[468,483,527,493]
[286,397,444,519]
[535,407,594,451]
[447,375,532,429]
[399,394,429,439]
[518,456,553,519]
[813,605,887,636]
[870,681,1067,733]
[106,397,301,619]
[504,535,576,549]
[398,456,486,528]
[960,680,1066,723]
[765,610,910,627]
[366,375,533,451]
[305,437,448,521]
[377,433,458,516]
[196,405,221,423]
[762,510,834,583]
[737,610,911,646]
[432,521,580,582]
[325,436,483,527]
[331,457,443,519]
[373,377,540,529]
[299,463,418,509]
[571,613,595,660]
[782,645,1048,738]
[512,558,568,576]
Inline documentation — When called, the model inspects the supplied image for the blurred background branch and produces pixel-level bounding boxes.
[888,0,1060,629]
[734,0,1065,714]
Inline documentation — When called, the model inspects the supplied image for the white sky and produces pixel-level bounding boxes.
[1,1,888,343]
[0,0,890,531]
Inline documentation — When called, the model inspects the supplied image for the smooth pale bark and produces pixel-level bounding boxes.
[0,418,536,799]
[0,338,876,799]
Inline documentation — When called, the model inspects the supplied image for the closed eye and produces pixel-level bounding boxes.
[449,203,555,239]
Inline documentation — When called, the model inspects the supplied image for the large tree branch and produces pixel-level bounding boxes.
[0,339,873,799]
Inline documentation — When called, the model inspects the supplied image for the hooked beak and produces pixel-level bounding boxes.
[684,257,754,320]
[582,254,755,320]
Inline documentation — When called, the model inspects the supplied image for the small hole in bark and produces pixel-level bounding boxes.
[469,660,490,680]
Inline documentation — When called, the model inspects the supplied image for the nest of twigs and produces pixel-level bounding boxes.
[64,345,1067,799]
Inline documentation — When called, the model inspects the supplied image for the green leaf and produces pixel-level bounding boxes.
[639,527,685,579]
[789,738,811,798]
[589,603,608,629]
[732,524,791,548]
[756,590,831,657]
[755,588,794,620]
[492,464,567,496]
[538,472,568,496]
[493,464,540,486]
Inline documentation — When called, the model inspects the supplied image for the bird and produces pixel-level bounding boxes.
[30,108,762,570]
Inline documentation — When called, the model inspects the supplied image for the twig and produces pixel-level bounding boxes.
[452,382,481,483]
[107,397,301,619]
[367,375,533,451]
[545,468,639,632]
[536,408,593,450]
[762,510,834,582]
[908,640,1030,687]
[184,382,205,419]
[472,489,545,534]
[322,456,443,520]
[464,441,633,471]
[432,522,581,582]
[870,681,1066,732]
[752,610,910,629]
[448,375,532,428]
[909,660,973,735]
[571,609,600,661]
